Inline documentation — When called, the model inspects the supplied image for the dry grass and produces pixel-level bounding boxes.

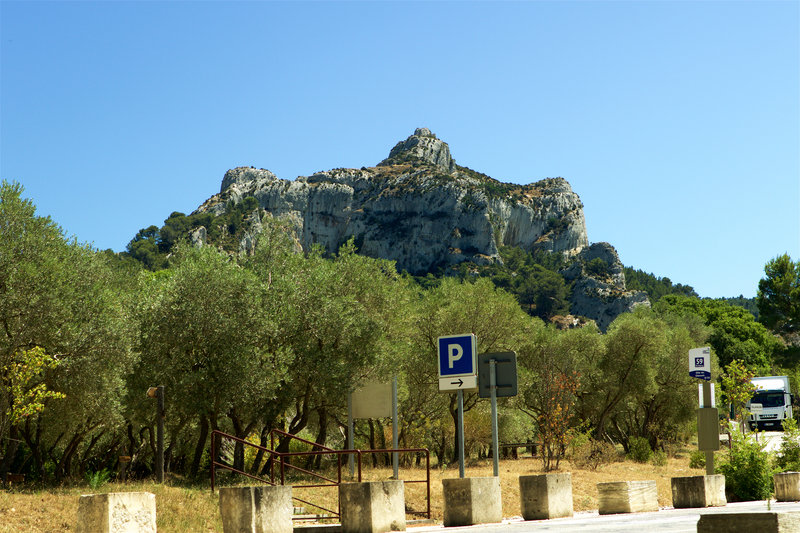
[0,451,705,532]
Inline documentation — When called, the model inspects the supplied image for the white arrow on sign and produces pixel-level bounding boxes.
[438,375,478,391]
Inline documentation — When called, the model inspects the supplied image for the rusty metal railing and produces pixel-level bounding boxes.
[210,429,430,520]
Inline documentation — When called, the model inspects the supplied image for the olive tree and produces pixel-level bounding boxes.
[133,244,289,475]
[1,181,136,480]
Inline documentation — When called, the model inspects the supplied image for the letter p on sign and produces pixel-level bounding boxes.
[448,344,463,368]
[438,334,476,379]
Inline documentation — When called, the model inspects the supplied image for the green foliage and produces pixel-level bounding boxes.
[717,431,775,501]
[10,176,797,484]
[585,258,611,279]
[3,347,65,425]
[758,254,800,336]
[126,225,168,270]
[689,450,706,469]
[546,216,569,235]
[516,266,570,319]
[777,417,800,472]
[85,468,112,490]
[459,191,480,210]
[518,323,596,470]
[757,254,800,365]
[719,296,759,319]
[623,267,698,302]
[124,196,262,270]
[570,438,618,470]
[580,307,704,450]
[404,276,530,463]
[720,360,756,430]
[651,449,667,466]
[656,295,779,372]
[454,245,571,321]
[627,436,652,463]
[0,180,136,482]
[134,243,288,433]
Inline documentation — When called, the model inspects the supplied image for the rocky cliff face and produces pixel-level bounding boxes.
[192,129,648,327]
[560,242,650,331]
[196,128,588,274]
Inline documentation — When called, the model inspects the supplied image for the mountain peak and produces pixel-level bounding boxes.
[378,128,456,172]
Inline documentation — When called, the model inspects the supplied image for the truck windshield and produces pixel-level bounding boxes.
[752,392,785,408]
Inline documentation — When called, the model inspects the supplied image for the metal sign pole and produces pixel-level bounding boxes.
[156,385,165,483]
[457,389,465,479]
[490,360,499,477]
[703,381,714,476]
[392,376,399,479]
[348,391,354,477]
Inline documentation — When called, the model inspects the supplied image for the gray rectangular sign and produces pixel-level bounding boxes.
[478,352,518,398]
[352,381,392,419]
[697,407,720,451]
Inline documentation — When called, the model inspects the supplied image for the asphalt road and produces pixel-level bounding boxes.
[409,501,800,533]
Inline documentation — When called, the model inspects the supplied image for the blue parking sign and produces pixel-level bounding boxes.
[438,334,476,377]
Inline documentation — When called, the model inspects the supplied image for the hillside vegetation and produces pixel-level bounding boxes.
[1,179,795,491]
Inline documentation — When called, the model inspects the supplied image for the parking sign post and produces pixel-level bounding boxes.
[438,334,477,478]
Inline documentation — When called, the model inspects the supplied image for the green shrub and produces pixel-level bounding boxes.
[777,418,800,471]
[689,449,706,469]
[585,257,611,278]
[85,468,111,490]
[572,438,618,470]
[627,437,652,463]
[716,431,775,501]
[651,449,668,466]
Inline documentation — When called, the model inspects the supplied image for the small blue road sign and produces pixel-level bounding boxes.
[438,334,478,391]
[438,334,477,377]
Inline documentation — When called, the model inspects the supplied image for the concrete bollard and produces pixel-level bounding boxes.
[442,477,502,527]
[219,485,292,533]
[519,473,573,520]
[774,472,800,502]
[597,480,658,515]
[76,492,156,533]
[697,512,800,532]
[670,475,726,508]
[339,480,405,533]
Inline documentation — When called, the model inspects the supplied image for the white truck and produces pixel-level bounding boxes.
[747,376,794,431]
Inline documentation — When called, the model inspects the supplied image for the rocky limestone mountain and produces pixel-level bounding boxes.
[196,128,588,274]
[561,242,650,331]
[191,128,648,328]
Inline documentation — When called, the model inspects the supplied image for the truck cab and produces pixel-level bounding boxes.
[748,376,794,431]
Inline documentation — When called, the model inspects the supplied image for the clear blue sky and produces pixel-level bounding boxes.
[2,1,798,298]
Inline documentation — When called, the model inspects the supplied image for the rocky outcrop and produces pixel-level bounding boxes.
[561,242,650,331]
[195,129,589,274]
[379,128,456,171]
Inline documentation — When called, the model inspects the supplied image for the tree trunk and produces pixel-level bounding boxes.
[367,419,378,466]
[0,425,20,485]
[230,411,247,472]
[79,432,103,476]
[190,416,209,477]
[56,432,83,481]
[307,407,328,470]
[251,425,271,476]
[376,419,389,465]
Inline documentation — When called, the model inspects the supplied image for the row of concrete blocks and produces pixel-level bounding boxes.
[73,472,800,533]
